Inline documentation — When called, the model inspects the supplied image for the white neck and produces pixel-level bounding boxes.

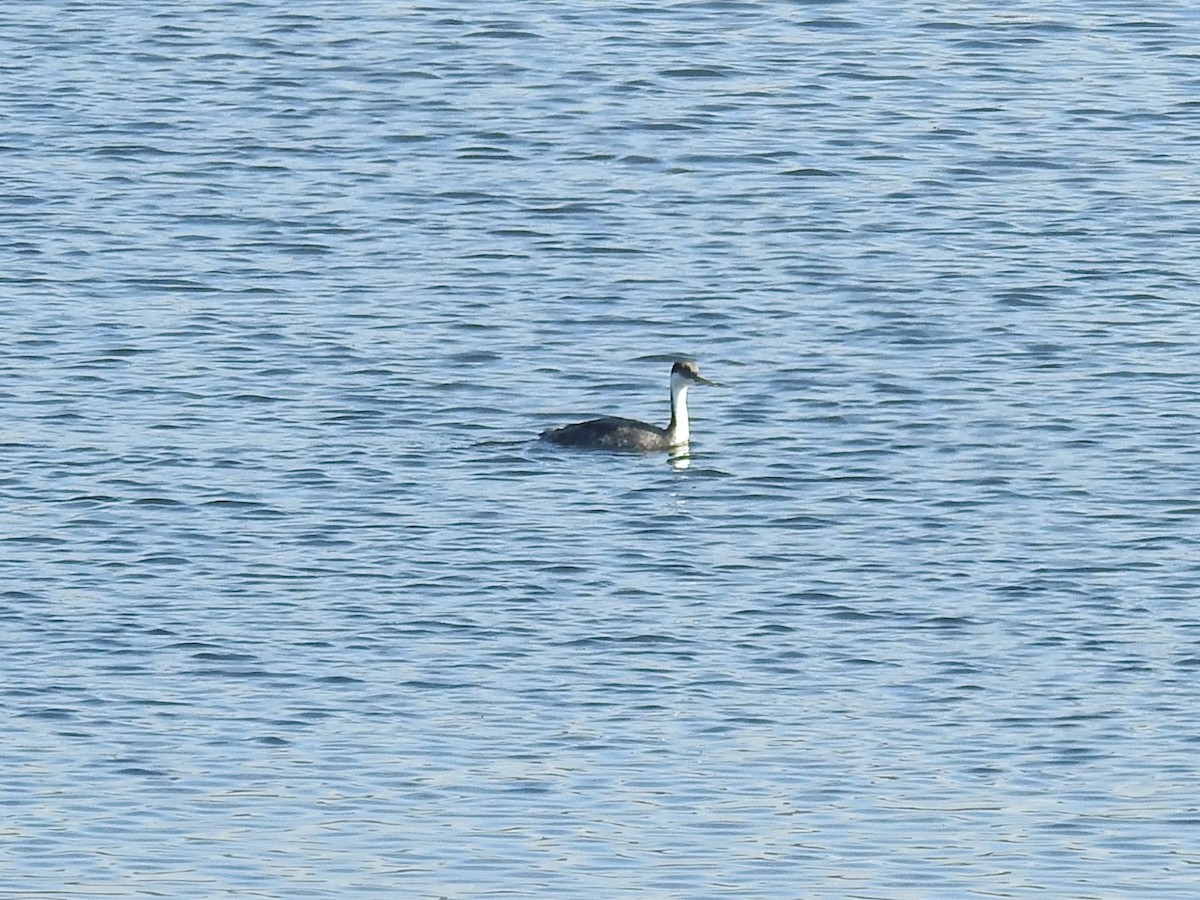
[667,379,690,446]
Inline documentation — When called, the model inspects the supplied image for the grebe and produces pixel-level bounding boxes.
[540,360,717,451]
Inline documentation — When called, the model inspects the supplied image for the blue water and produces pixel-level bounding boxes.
[3,2,1200,897]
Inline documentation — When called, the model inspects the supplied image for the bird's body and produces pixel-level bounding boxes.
[540,415,673,451]
[540,360,716,452]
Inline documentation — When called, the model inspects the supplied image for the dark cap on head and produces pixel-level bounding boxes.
[671,360,717,387]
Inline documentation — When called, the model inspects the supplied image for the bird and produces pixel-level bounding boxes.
[540,360,717,451]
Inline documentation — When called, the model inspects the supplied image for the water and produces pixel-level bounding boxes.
[3,1,1200,896]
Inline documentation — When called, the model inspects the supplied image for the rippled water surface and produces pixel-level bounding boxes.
[3,2,1200,897]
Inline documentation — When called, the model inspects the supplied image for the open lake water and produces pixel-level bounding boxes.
[3,2,1200,897]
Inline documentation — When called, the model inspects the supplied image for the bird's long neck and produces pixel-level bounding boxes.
[666,381,690,446]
